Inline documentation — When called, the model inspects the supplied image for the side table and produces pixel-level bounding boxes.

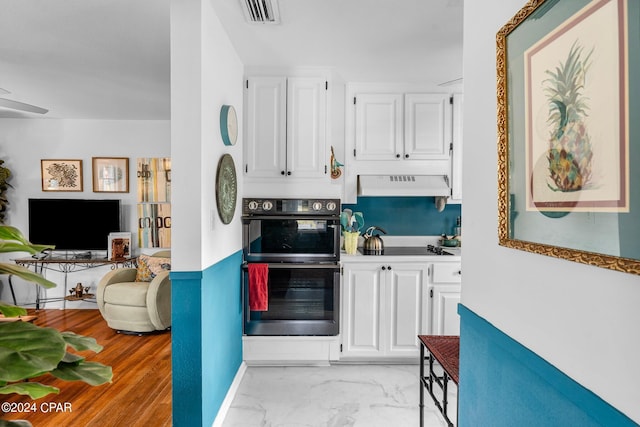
[419,335,459,427]
[13,256,134,309]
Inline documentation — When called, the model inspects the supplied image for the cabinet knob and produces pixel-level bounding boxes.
[404,154,409,159]
[387,265,392,270]
[281,171,285,175]
[395,154,401,158]
[381,266,386,271]
[287,171,292,176]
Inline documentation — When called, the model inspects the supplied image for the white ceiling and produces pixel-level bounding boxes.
[0,0,462,120]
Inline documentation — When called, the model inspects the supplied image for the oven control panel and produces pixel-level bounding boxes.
[242,198,340,216]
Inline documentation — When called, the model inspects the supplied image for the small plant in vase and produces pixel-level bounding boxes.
[340,209,364,254]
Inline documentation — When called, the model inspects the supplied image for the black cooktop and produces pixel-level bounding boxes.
[358,246,454,256]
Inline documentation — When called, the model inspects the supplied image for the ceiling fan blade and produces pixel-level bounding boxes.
[0,88,10,95]
[0,97,48,114]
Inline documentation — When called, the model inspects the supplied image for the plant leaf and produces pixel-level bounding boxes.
[0,301,27,317]
[0,419,35,427]
[61,351,85,364]
[0,225,29,244]
[0,382,59,399]
[0,264,56,289]
[51,361,113,386]
[60,331,103,353]
[0,322,66,382]
[0,225,55,254]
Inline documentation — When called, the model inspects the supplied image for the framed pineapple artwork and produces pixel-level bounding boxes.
[497,0,639,275]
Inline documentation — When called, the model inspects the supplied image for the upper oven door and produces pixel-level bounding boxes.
[243,216,340,263]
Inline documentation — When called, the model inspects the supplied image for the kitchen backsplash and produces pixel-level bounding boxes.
[342,196,461,236]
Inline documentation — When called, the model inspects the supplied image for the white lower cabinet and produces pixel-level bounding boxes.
[431,263,462,336]
[341,262,429,360]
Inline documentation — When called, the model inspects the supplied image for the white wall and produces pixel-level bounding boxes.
[463,1,640,422]
[170,0,244,272]
[0,118,170,307]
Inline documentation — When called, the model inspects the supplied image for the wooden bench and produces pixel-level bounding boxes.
[418,335,459,427]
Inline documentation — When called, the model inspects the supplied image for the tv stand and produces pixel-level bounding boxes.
[12,257,135,309]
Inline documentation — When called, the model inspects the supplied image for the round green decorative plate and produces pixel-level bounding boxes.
[215,154,237,224]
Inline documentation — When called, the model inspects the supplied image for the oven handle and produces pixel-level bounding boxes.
[242,263,339,270]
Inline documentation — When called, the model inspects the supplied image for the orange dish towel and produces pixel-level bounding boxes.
[248,263,269,311]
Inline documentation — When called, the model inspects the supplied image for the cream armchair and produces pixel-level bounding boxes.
[97,251,171,334]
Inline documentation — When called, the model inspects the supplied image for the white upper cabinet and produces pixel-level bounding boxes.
[450,93,463,202]
[245,77,287,178]
[245,76,327,179]
[286,77,327,178]
[354,93,403,160]
[404,93,451,160]
[353,92,451,161]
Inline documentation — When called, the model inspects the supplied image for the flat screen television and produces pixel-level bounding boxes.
[28,198,121,251]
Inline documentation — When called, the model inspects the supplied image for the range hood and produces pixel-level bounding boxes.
[358,175,450,197]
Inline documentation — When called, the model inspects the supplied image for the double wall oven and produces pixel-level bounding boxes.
[241,198,341,336]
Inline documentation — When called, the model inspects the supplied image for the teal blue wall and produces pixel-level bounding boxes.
[342,196,461,236]
[201,251,243,424]
[458,305,637,426]
[171,251,243,427]
[171,270,203,426]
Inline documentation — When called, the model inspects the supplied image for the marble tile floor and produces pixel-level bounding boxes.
[222,364,457,427]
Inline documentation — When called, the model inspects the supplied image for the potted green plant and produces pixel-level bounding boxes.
[0,226,112,427]
[0,160,12,224]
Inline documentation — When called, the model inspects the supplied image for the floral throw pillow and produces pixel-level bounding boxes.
[135,254,171,282]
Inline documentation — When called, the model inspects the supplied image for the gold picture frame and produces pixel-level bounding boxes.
[92,157,129,193]
[497,0,640,274]
[41,159,83,192]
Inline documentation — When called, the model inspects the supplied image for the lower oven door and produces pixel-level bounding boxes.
[242,263,340,336]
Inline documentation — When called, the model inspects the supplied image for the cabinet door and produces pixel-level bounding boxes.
[431,285,461,335]
[286,77,327,178]
[245,77,287,177]
[354,93,403,160]
[450,93,463,201]
[432,262,462,284]
[342,264,384,358]
[386,264,429,357]
[404,93,452,160]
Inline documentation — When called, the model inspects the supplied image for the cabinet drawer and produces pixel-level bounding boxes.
[432,263,462,283]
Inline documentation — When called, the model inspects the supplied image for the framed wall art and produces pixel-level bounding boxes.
[108,232,132,261]
[92,157,129,193]
[41,159,83,192]
[497,0,640,274]
[136,157,171,203]
[137,203,171,248]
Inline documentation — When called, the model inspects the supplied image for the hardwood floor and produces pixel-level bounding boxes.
[1,309,171,426]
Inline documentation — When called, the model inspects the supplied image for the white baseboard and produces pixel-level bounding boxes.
[211,361,247,427]
[242,336,340,364]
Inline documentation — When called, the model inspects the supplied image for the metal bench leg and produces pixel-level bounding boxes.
[420,343,425,427]
[8,275,17,305]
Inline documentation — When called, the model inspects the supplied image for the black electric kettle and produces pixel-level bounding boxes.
[363,226,387,255]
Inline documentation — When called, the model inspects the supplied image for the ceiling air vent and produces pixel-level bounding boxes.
[242,0,280,24]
